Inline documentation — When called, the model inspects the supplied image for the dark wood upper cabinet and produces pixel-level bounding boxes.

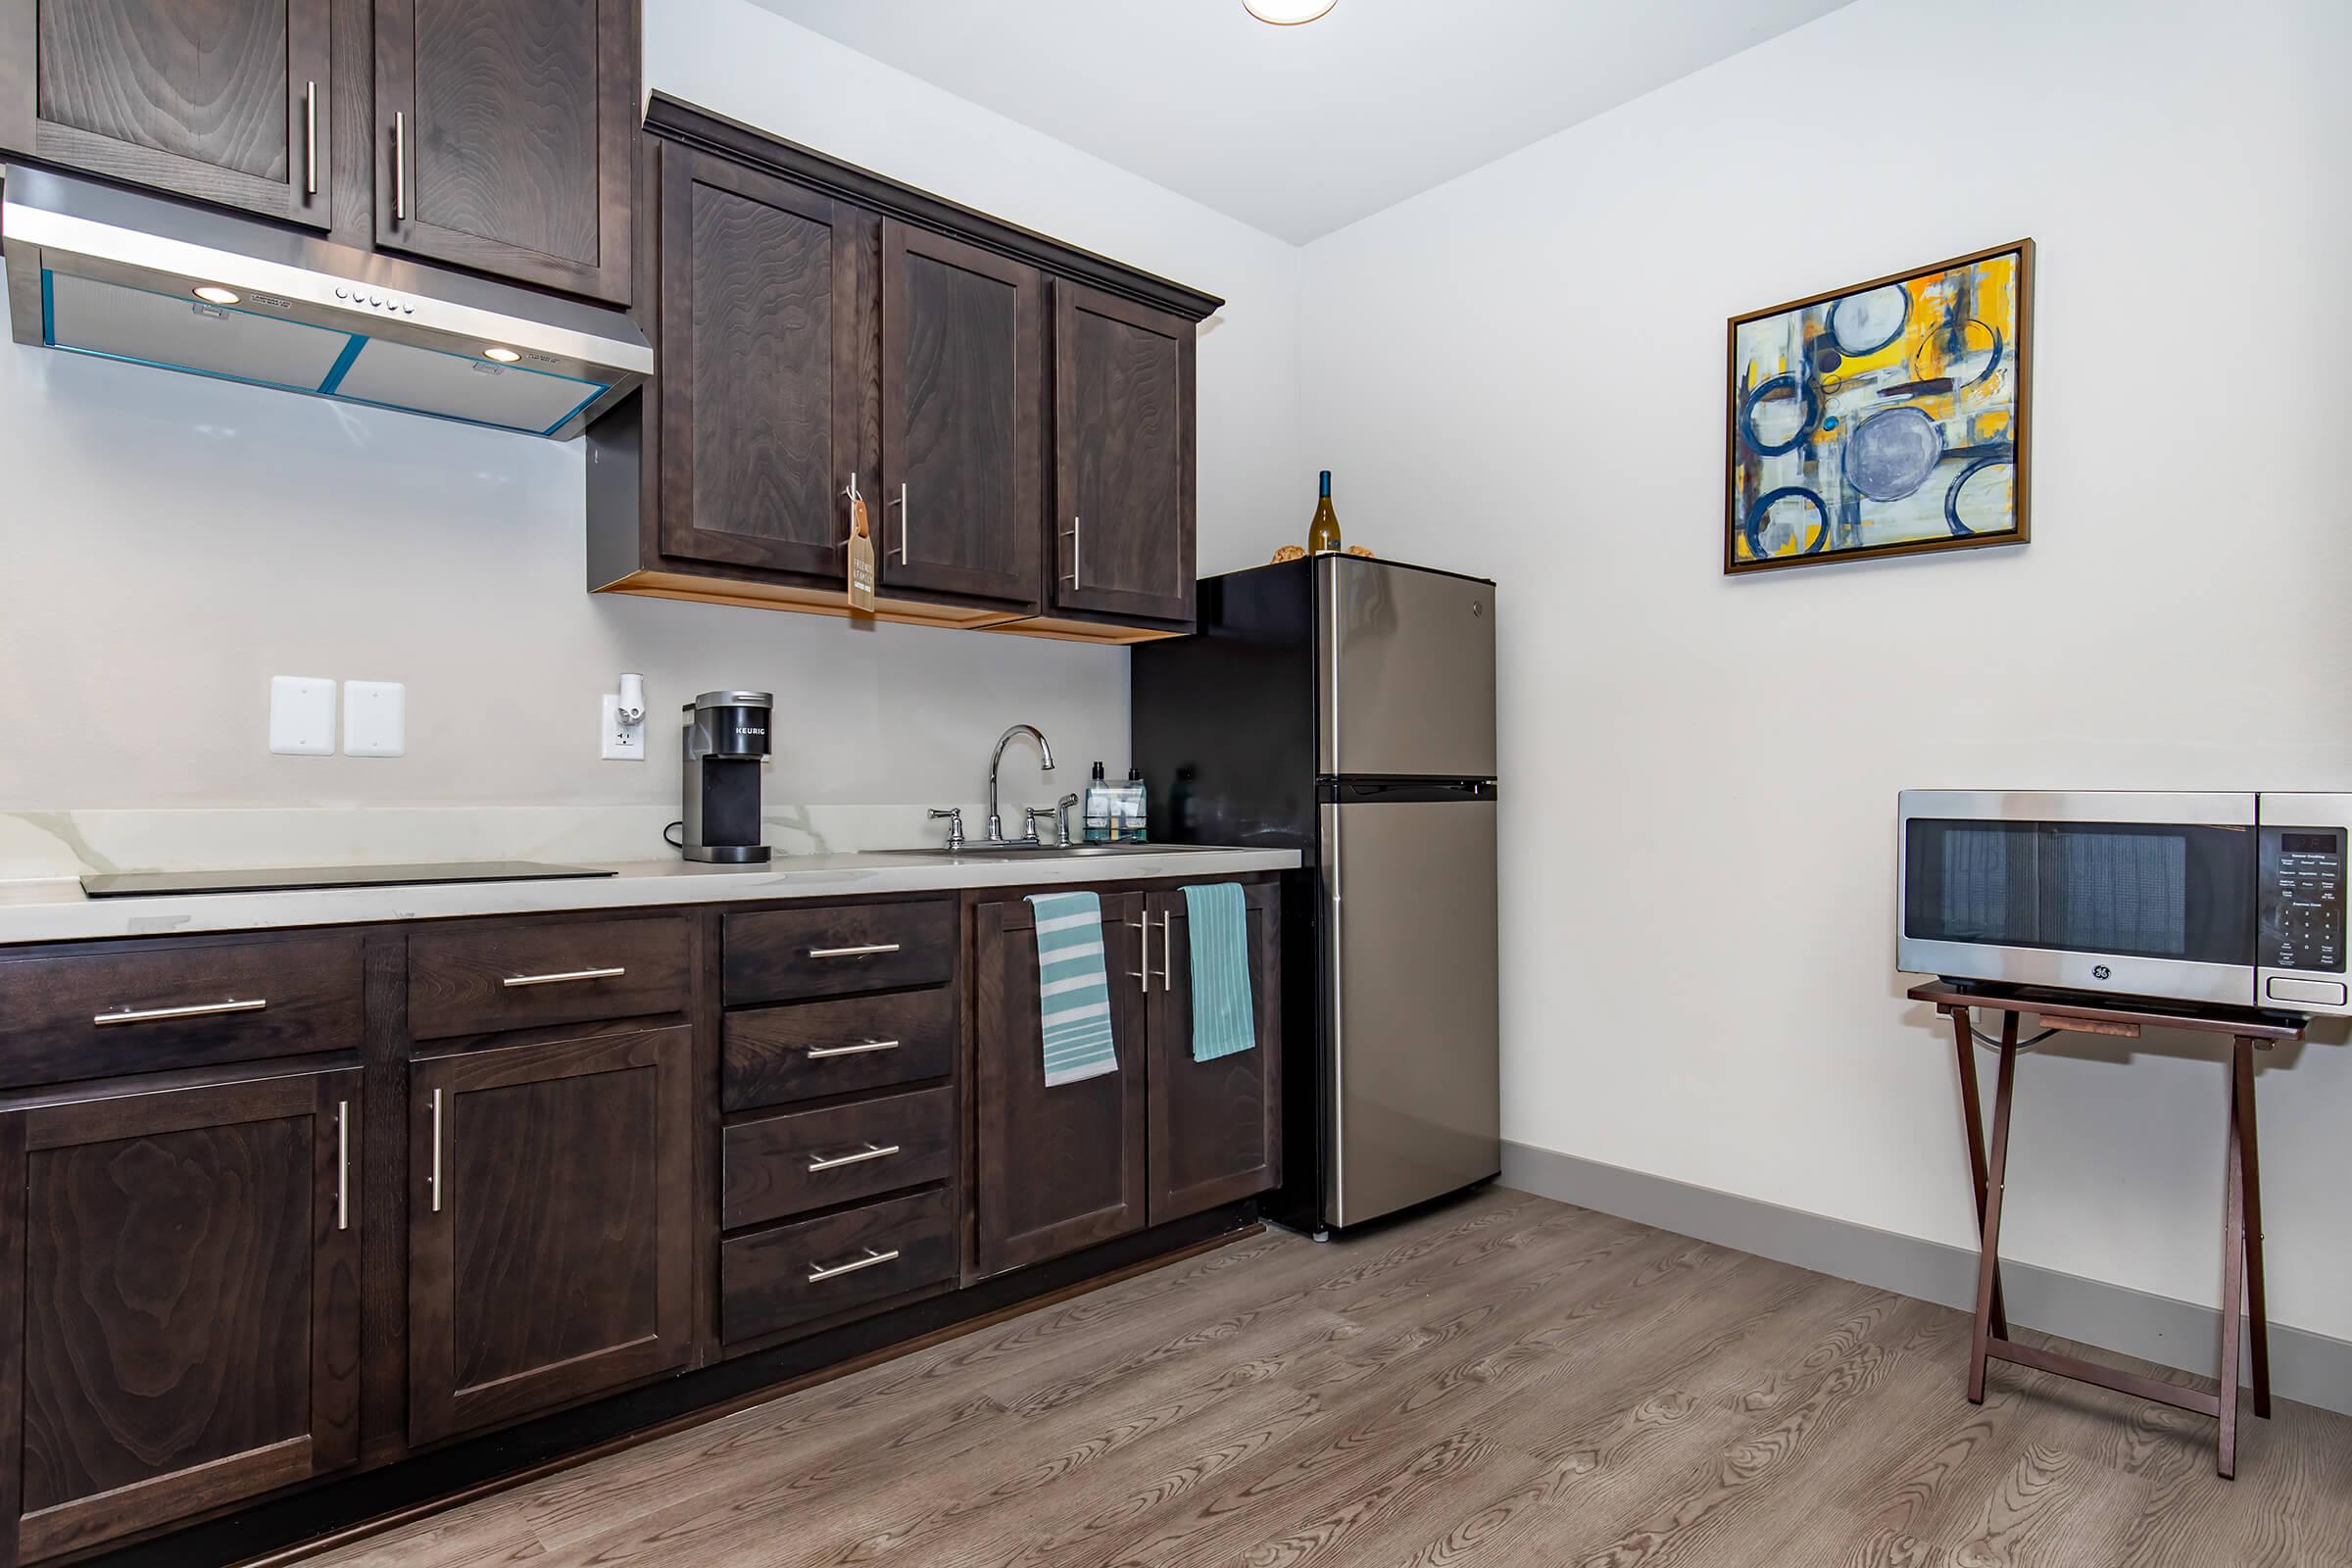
[972,890,1149,1278]
[371,0,635,302]
[878,219,1043,611]
[1146,884,1281,1225]
[0,1067,362,1563]
[407,1026,693,1446]
[1051,282,1197,627]
[655,144,874,581]
[0,0,337,229]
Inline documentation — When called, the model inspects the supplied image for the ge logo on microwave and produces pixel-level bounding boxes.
[2091,964,2112,980]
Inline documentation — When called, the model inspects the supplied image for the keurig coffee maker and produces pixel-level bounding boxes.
[679,691,772,862]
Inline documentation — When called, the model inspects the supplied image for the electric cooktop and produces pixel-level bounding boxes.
[78,861,617,898]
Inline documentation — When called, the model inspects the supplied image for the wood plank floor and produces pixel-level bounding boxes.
[304,1188,2352,1568]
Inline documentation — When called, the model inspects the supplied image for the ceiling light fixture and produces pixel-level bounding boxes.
[1244,0,1336,24]
[191,285,240,306]
[482,346,521,363]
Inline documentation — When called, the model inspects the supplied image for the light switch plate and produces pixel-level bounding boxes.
[342,680,406,757]
[269,676,336,757]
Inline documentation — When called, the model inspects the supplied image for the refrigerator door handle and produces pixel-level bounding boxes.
[1320,798,1346,1227]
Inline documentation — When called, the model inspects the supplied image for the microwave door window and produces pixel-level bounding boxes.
[1907,819,2255,964]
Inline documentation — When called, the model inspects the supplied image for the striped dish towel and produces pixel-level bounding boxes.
[1026,890,1119,1087]
[1182,882,1256,1062]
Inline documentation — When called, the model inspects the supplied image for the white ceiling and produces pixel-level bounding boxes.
[745,0,1854,244]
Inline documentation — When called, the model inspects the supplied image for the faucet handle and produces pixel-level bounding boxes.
[926,808,965,851]
[1021,806,1056,847]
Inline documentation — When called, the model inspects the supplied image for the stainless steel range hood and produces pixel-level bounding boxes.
[2,166,649,439]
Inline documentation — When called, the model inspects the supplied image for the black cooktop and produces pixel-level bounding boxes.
[79,861,617,898]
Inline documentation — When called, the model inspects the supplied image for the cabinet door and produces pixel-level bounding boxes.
[372,0,635,302]
[658,145,874,581]
[1146,884,1281,1224]
[879,219,1043,610]
[0,1068,361,1563]
[973,890,1147,1277]
[1052,282,1197,626]
[0,0,334,228]
[408,1027,691,1446]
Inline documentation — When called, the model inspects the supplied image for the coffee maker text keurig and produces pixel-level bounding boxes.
[679,691,772,862]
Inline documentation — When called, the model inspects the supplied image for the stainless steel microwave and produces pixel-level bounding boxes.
[1897,791,2352,1015]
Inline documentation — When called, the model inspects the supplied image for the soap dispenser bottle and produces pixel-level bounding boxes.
[1083,762,1112,845]
[1121,767,1150,844]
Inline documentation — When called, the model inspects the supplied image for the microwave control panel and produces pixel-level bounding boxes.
[2259,826,2345,973]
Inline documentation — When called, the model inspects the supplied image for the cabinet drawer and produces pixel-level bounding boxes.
[722,900,956,1005]
[723,988,957,1111]
[723,1085,956,1229]
[0,934,362,1088]
[408,917,690,1040]
[722,1187,956,1345]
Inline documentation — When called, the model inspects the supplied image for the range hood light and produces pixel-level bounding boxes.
[482,346,521,363]
[192,285,241,306]
[1243,0,1336,23]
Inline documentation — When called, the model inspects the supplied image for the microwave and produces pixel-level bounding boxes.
[1897,791,2352,1015]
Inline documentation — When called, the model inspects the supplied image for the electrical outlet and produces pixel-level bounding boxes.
[601,693,645,760]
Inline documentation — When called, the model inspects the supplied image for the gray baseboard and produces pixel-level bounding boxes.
[1500,1141,2352,1419]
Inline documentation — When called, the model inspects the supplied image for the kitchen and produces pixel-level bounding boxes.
[2,0,2349,1565]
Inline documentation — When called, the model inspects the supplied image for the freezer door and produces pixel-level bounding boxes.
[1316,557,1497,779]
[1321,791,1501,1228]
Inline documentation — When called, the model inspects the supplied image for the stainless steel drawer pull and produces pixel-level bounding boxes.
[335,1099,350,1231]
[806,943,901,959]
[808,1247,900,1284]
[502,966,627,988]
[807,1039,902,1059]
[807,1142,900,1172]
[93,998,268,1026]
[429,1087,444,1213]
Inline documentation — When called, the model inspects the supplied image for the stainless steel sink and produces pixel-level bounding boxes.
[883,843,1214,859]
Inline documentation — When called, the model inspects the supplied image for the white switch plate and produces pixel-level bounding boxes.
[601,693,645,760]
[343,680,406,757]
[269,675,336,756]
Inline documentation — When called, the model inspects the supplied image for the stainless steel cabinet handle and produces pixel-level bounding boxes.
[1164,910,1174,988]
[428,1087,443,1213]
[806,1038,902,1059]
[392,110,407,221]
[502,966,626,989]
[305,82,318,197]
[887,483,909,563]
[806,942,901,959]
[1127,914,1153,994]
[94,998,267,1026]
[808,1247,900,1284]
[335,1099,350,1231]
[1063,515,1081,588]
[807,1142,900,1172]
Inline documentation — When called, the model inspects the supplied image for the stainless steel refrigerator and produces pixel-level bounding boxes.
[1134,555,1500,1236]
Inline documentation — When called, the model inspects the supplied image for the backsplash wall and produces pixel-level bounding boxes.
[0,0,1300,872]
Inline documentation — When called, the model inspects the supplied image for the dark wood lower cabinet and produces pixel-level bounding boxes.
[0,1066,362,1563]
[1147,884,1282,1225]
[407,1026,693,1446]
[973,890,1151,1278]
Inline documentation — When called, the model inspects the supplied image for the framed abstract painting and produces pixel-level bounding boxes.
[1725,240,2034,574]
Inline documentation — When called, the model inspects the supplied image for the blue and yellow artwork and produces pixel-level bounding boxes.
[1726,241,2033,573]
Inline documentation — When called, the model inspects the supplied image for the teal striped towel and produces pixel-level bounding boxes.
[1182,882,1256,1062]
[1026,891,1118,1087]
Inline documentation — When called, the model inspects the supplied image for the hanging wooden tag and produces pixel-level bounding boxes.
[846,491,877,612]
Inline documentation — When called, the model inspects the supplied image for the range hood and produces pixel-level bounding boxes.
[2,166,649,439]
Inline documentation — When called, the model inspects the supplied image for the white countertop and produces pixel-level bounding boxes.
[0,846,1301,946]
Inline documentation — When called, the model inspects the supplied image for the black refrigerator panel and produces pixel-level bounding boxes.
[1132,559,1319,853]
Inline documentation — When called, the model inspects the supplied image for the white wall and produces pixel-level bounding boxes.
[1298,0,2352,1341]
[0,0,1299,849]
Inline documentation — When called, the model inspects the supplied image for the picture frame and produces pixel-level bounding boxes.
[1724,239,2034,575]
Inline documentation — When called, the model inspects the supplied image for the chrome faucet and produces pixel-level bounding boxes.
[985,724,1054,846]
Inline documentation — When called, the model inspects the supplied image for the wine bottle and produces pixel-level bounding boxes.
[1307,470,1342,555]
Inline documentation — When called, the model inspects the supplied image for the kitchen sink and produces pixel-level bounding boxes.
[884,843,1219,859]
